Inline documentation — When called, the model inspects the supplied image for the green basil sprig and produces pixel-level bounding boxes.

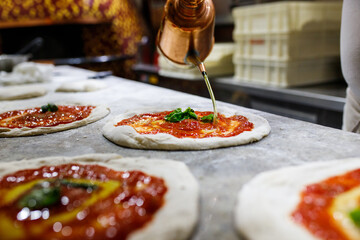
[201,114,214,123]
[350,208,360,227]
[60,179,98,190]
[17,179,98,210]
[18,184,60,210]
[164,108,216,123]
[41,103,58,113]
[164,107,198,122]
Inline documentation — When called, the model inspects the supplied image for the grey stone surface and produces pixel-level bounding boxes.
[1,66,360,240]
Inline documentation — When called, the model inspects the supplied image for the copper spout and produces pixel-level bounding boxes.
[177,0,205,19]
[156,0,215,66]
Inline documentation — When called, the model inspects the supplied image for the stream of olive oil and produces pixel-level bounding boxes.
[186,55,218,124]
[201,69,218,124]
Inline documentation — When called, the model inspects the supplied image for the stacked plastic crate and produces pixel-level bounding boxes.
[232,1,343,87]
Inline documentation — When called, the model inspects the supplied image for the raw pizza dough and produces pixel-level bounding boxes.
[102,106,270,150]
[235,158,360,240]
[0,84,47,100]
[0,101,110,137]
[56,80,107,92]
[0,62,54,86]
[0,153,199,240]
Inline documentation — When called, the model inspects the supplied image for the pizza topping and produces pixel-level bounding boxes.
[18,182,60,210]
[116,109,254,138]
[18,179,98,210]
[0,105,95,129]
[164,107,215,123]
[349,208,360,227]
[200,113,214,123]
[292,169,360,240]
[59,179,98,190]
[0,164,167,240]
[164,107,198,122]
[41,103,58,113]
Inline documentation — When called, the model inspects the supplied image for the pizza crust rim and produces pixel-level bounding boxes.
[0,102,110,137]
[0,153,199,240]
[235,158,360,240]
[102,106,271,150]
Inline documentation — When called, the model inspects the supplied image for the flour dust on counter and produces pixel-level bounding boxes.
[236,158,360,240]
[102,105,270,150]
[0,101,110,137]
[0,153,199,240]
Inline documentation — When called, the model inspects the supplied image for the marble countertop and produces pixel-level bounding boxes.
[1,66,360,240]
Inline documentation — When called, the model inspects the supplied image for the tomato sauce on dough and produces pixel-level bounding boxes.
[116,111,254,138]
[292,169,360,240]
[0,106,95,129]
[0,164,167,240]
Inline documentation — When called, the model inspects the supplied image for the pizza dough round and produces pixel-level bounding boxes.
[0,102,110,137]
[0,153,199,240]
[0,62,54,86]
[0,84,47,100]
[56,80,107,92]
[235,158,360,240]
[102,106,271,150]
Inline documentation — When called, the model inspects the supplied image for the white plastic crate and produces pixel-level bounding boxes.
[233,31,340,61]
[232,1,342,35]
[234,57,341,87]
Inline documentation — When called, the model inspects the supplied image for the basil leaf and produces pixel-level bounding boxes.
[41,103,58,113]
[60,179,98,190]
[41,105,49,113]
[201,114,214,123]
[164,107,198,122]
[170,108,182,116]
[17,178,98,210]
[164,108,184,122]
[48,103,58,112]
[18,185,60,210]
[184,107,198,120]
[350,208,360,227]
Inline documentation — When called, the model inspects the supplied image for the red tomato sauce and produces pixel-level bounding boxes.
[0,164,167,240]
[116,111,254,138]
[0,106,95,129]
[292,169,360,240]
